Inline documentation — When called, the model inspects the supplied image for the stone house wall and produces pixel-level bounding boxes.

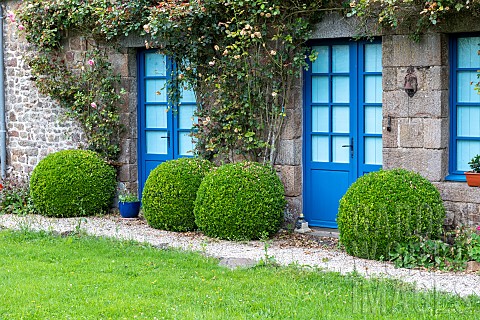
[1,1,478,226]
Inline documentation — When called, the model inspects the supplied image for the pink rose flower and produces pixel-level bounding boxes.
[476,226,480,231]
[87,59,95,66]
[6,12,15,23]
[91,102,97,109]
[18,25,25,31]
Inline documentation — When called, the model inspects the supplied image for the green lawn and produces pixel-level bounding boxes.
[0,229,478,319]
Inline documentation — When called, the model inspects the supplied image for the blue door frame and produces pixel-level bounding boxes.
[137,50,196,195]
[303,40,383,228]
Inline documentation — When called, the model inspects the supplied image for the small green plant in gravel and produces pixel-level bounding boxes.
[468,226,480,262]
[0,178,36,215]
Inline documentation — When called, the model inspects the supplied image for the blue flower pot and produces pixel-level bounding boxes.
[119,201,140,218]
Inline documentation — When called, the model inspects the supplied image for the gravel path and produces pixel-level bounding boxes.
[1,214,479,298]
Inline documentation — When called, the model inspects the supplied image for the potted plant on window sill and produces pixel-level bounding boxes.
[465,154,480,187]
[118,191,141,219]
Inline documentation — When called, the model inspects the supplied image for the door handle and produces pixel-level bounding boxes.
[341,138,354,158]
[160,132,170,148]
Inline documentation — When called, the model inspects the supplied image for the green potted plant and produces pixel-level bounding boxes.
[465,154,480,187]
[118,189,140,219]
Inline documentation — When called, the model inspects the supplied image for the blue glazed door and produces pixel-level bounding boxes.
[304,41,382,228]
[138,50,197,194]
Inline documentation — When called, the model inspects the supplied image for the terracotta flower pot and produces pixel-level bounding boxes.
[465,172,480,187]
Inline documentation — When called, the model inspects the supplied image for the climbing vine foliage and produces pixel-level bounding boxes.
[15,0,324,163]
[14,0,478,162]
[348,0,480,37]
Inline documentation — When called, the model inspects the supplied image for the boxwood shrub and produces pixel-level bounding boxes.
[194,162,286,240]
[337,169,446,260]
[30,150,116,217]
[142,158,213,231]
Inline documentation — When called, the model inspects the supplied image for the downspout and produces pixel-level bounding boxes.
[0,4,6,179]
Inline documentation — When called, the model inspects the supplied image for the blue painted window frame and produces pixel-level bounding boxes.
[448,35,480,181]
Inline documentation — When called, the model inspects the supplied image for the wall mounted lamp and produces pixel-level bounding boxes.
[404,66,418,97]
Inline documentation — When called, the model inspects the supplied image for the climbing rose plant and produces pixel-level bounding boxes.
[14,0,326,163]
[145,0,323,163]
[347,0,480,37]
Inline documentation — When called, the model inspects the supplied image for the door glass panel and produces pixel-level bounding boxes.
[332,76,349,103]
[457,37,480,68]
[332,136,349,163]
[332,45,349,73]
[312,106,329,132]
[332,106,349,133]
[146,131,168,154]
[458,106,480,137]
[365,106,382,134]
[312,135,329,162]
[179,132,195,156]
[457,140,480,171]
[146,79,167,102]
[457,72,480,103]
[145,53,167,76]
[146,105,168,128]
[312,76,329,103]
[364,44,382,72]
[312,46,328,73]
[365,137,383,165]
[178,105,197,129]
[181,87,196,103]
[364,75,382,103]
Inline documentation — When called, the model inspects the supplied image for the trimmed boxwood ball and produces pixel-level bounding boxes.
[194,162,286,240]
[337,169,446,260]
[142,158,213,232]
[30,150,116,217]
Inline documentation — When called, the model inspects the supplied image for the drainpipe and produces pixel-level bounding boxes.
[0,4,6,179]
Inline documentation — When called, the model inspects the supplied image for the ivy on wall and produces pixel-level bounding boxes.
[14,0,156,162]
[348,0,480,37]
[13,0,478,163]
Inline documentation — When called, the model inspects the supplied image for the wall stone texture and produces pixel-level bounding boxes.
[1,4,478,227]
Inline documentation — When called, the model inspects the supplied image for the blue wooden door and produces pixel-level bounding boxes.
[304,41,382,228]
[138,51,197,194]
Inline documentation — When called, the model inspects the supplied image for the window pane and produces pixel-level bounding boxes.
[364,75,382,104]
[312,76,329,103]
[146,131,168,154]
[178,105,197,129]
[457,140,480,171]
[179,132,195,156]
[312,106,329,132]
[332,76,349,103]
[332,136,349,163]
[312,135,329,162]
[365,137,383,165]
[364,43,382,72]
[312,46,328,73]
[145,53,167,76]
[365,106,382,134]
[181,87,196,103]
[458,106,480,137]
[146,105,168,128]
[332,106,349,133]
[146,79,167,102]
[332,45,349,73]
[457,72,480,103]
[457,37,480,68]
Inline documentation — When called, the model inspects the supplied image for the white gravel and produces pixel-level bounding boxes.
[1,214,479,298]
